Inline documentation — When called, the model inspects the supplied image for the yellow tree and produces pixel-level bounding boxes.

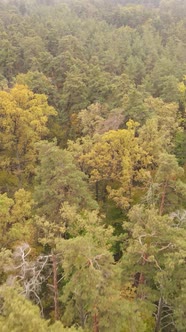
[81,120,151,208]
[0,189,34,249]
[142,97,179,153]
[0,84,56,189]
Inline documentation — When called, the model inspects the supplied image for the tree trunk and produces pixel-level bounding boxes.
[52,253,59,320]
[95,181,99,201]
[159,181,168,216]
[155,297,163,332]
[93,310,99,332]
[139,252,147,285]
[137,252,147,299]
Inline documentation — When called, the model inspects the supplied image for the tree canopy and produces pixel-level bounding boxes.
[0,0,186,331]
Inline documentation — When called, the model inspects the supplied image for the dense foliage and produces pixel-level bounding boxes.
[0,0,186,331]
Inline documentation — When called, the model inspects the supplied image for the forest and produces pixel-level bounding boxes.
[0,0,186,331]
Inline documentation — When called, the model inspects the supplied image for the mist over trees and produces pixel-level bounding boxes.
[0,0,186,331]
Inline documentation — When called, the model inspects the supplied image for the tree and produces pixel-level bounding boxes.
[76,103,106,137]
[0,189,34,249]
[81,120,151,207]
[61,64,89,114]
[155,153,185,215]
[143,97,179,152]
[0,286,82,332]
[34,140,97,319]
[57,204,147,332]
[16,71,58,107]
[0,286,48,332]
[0,37,18,81]
[121,204,186,332]
[34,140,97,223]
[0,84,56,189]
[20,36,45,72]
